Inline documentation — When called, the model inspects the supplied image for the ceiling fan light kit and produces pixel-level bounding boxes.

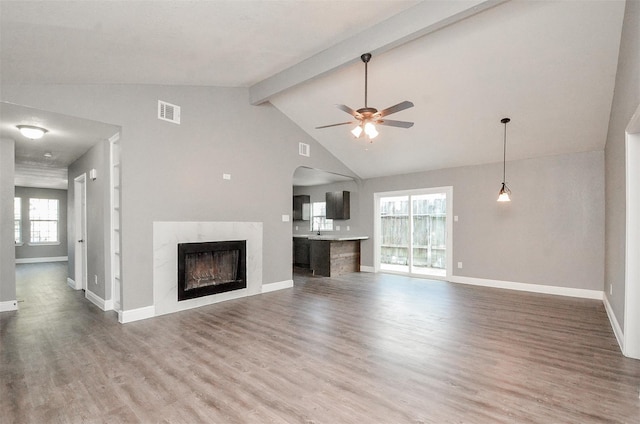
[316,53,414,142]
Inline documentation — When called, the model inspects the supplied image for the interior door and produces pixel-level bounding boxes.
[74,174,87,291]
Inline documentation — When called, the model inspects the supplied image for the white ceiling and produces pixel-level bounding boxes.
[0,0,626,184]
[0,102,120,189]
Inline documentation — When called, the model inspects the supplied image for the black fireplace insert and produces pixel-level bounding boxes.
[177,240,247,301]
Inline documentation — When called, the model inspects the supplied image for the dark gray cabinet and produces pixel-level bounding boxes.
[293,195,310,221]
[326,191,350,220]
[293,237,310,267]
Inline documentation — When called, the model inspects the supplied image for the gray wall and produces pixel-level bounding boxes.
[1,84,354,311]
[0,139,16,304]
[357,151,605,291]
[14,186,68,260]
[68,140,111,301]
[604,0,640,328]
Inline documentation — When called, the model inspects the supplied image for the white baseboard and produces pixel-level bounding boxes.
[261,279,293,294]
[85,289,111,311]
[360,265,375,273]
[16,256,68,264]
[67,277,81,290]
[104,299,114,311]
[0,299,18,312]
[603,294,624,353]
[449,275,604,300]
[118,305,155,324]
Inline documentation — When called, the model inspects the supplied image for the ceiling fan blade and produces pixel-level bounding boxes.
[376,119,414,128]
[336,104,359,118]
[316,121,356,129]
[378,101,414,117]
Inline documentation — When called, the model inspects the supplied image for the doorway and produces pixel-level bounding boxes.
[375,187,453,279]
[624,106,640,359]
[74,174,87,291]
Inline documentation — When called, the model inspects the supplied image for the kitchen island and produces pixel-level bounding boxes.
[293,235,368,277]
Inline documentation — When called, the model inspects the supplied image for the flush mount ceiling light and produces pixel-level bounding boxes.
[497,117,512,202]
[17,125,48,140]
[316,53,414,142]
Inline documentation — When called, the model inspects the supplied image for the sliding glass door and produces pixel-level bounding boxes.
[376,187,451,278]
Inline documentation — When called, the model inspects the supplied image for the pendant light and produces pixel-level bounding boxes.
[497,117,511,202]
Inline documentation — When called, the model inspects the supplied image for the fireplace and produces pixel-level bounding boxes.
[177,240,247,301]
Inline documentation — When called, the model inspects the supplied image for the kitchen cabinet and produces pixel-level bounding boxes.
[293,237,311,267]
[326,191,350,220]
[293,195,310,221]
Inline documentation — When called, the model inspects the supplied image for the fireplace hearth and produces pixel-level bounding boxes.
[177,240,247,301]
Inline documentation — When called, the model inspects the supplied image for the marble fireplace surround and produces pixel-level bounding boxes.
[153,221,267,317]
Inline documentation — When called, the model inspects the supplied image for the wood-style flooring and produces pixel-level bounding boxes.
[1,262,639,423]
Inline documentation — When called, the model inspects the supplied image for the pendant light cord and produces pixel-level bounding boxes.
[502,121,507,184]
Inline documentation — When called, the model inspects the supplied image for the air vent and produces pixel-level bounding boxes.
[158,100,181,124]
[299,142,310,157]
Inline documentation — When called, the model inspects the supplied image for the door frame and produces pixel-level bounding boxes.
[624,105,640,359]
[374,186,453,279]
[74,173,87,291]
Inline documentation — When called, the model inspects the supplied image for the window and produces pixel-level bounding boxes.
[310,202,333,232]
[29,198,59,243]
[14,197,21,244]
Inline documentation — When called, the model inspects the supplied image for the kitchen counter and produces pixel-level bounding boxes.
[294,234,369,241]
[293,235,368,277]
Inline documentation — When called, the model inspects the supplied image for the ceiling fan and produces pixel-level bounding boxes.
[316,53,414,142]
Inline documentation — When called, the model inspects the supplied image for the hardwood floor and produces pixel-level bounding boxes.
[2,263,639,423]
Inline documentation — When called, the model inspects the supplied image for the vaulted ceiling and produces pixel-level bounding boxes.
[0,0,626,185]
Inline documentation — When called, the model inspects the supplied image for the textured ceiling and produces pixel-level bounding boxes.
[0,0,626,185]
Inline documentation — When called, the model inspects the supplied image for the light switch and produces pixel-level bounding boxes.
[282,214,290,222]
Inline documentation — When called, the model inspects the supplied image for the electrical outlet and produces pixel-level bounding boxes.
[222,173,231,180]
[295,226,298,231]
[336,225,340,231]
[457,262,463,269]
[94,275,98,285]
[346,226,350,231]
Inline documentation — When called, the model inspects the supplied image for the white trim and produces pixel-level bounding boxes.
[604,294,624,353]
[360,265,375,273]
[118,305,155,324]
[74,173,88,292]
[85,289,109,311]
[0,300,18,312]
[624,105,640,359]
[449,275,604,300]
[104,299,114,311]
[67,277,81,290]
[16,256,68,264]
[261,280,293,294]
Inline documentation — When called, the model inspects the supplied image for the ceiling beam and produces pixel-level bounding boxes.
[249,0,508,105]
